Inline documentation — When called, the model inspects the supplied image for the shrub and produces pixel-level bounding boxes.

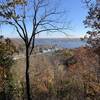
[0,37,15,68]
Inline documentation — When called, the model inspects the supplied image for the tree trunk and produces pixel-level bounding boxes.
[30,36,35,55]
[25,46,31,100]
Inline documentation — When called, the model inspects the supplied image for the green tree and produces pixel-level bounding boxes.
[0,36,20,100]
[0,37,14,67]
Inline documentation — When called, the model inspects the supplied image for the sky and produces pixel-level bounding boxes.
[0,0,89,38]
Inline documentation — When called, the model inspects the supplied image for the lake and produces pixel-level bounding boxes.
[35,38,86,49]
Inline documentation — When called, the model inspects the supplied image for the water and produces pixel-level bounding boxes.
[35,38,86,48]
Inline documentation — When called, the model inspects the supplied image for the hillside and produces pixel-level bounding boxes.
[9,47,100,100]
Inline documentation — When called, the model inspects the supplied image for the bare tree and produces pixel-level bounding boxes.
[0,0,69,99]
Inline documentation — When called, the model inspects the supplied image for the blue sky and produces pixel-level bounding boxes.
[0,0,89,38]
[59,0,88,38]
[38,0,88,38]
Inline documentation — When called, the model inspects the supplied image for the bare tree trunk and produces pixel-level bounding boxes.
[25,46,31,100]
[30,36,35,55]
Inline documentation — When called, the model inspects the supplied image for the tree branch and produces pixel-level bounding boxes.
[0,20,25,41]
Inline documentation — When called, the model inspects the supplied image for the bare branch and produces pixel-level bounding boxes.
[36,28,65,34]
[0,20,25,41]
[13,18,26,39]
[83,0,93,8]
